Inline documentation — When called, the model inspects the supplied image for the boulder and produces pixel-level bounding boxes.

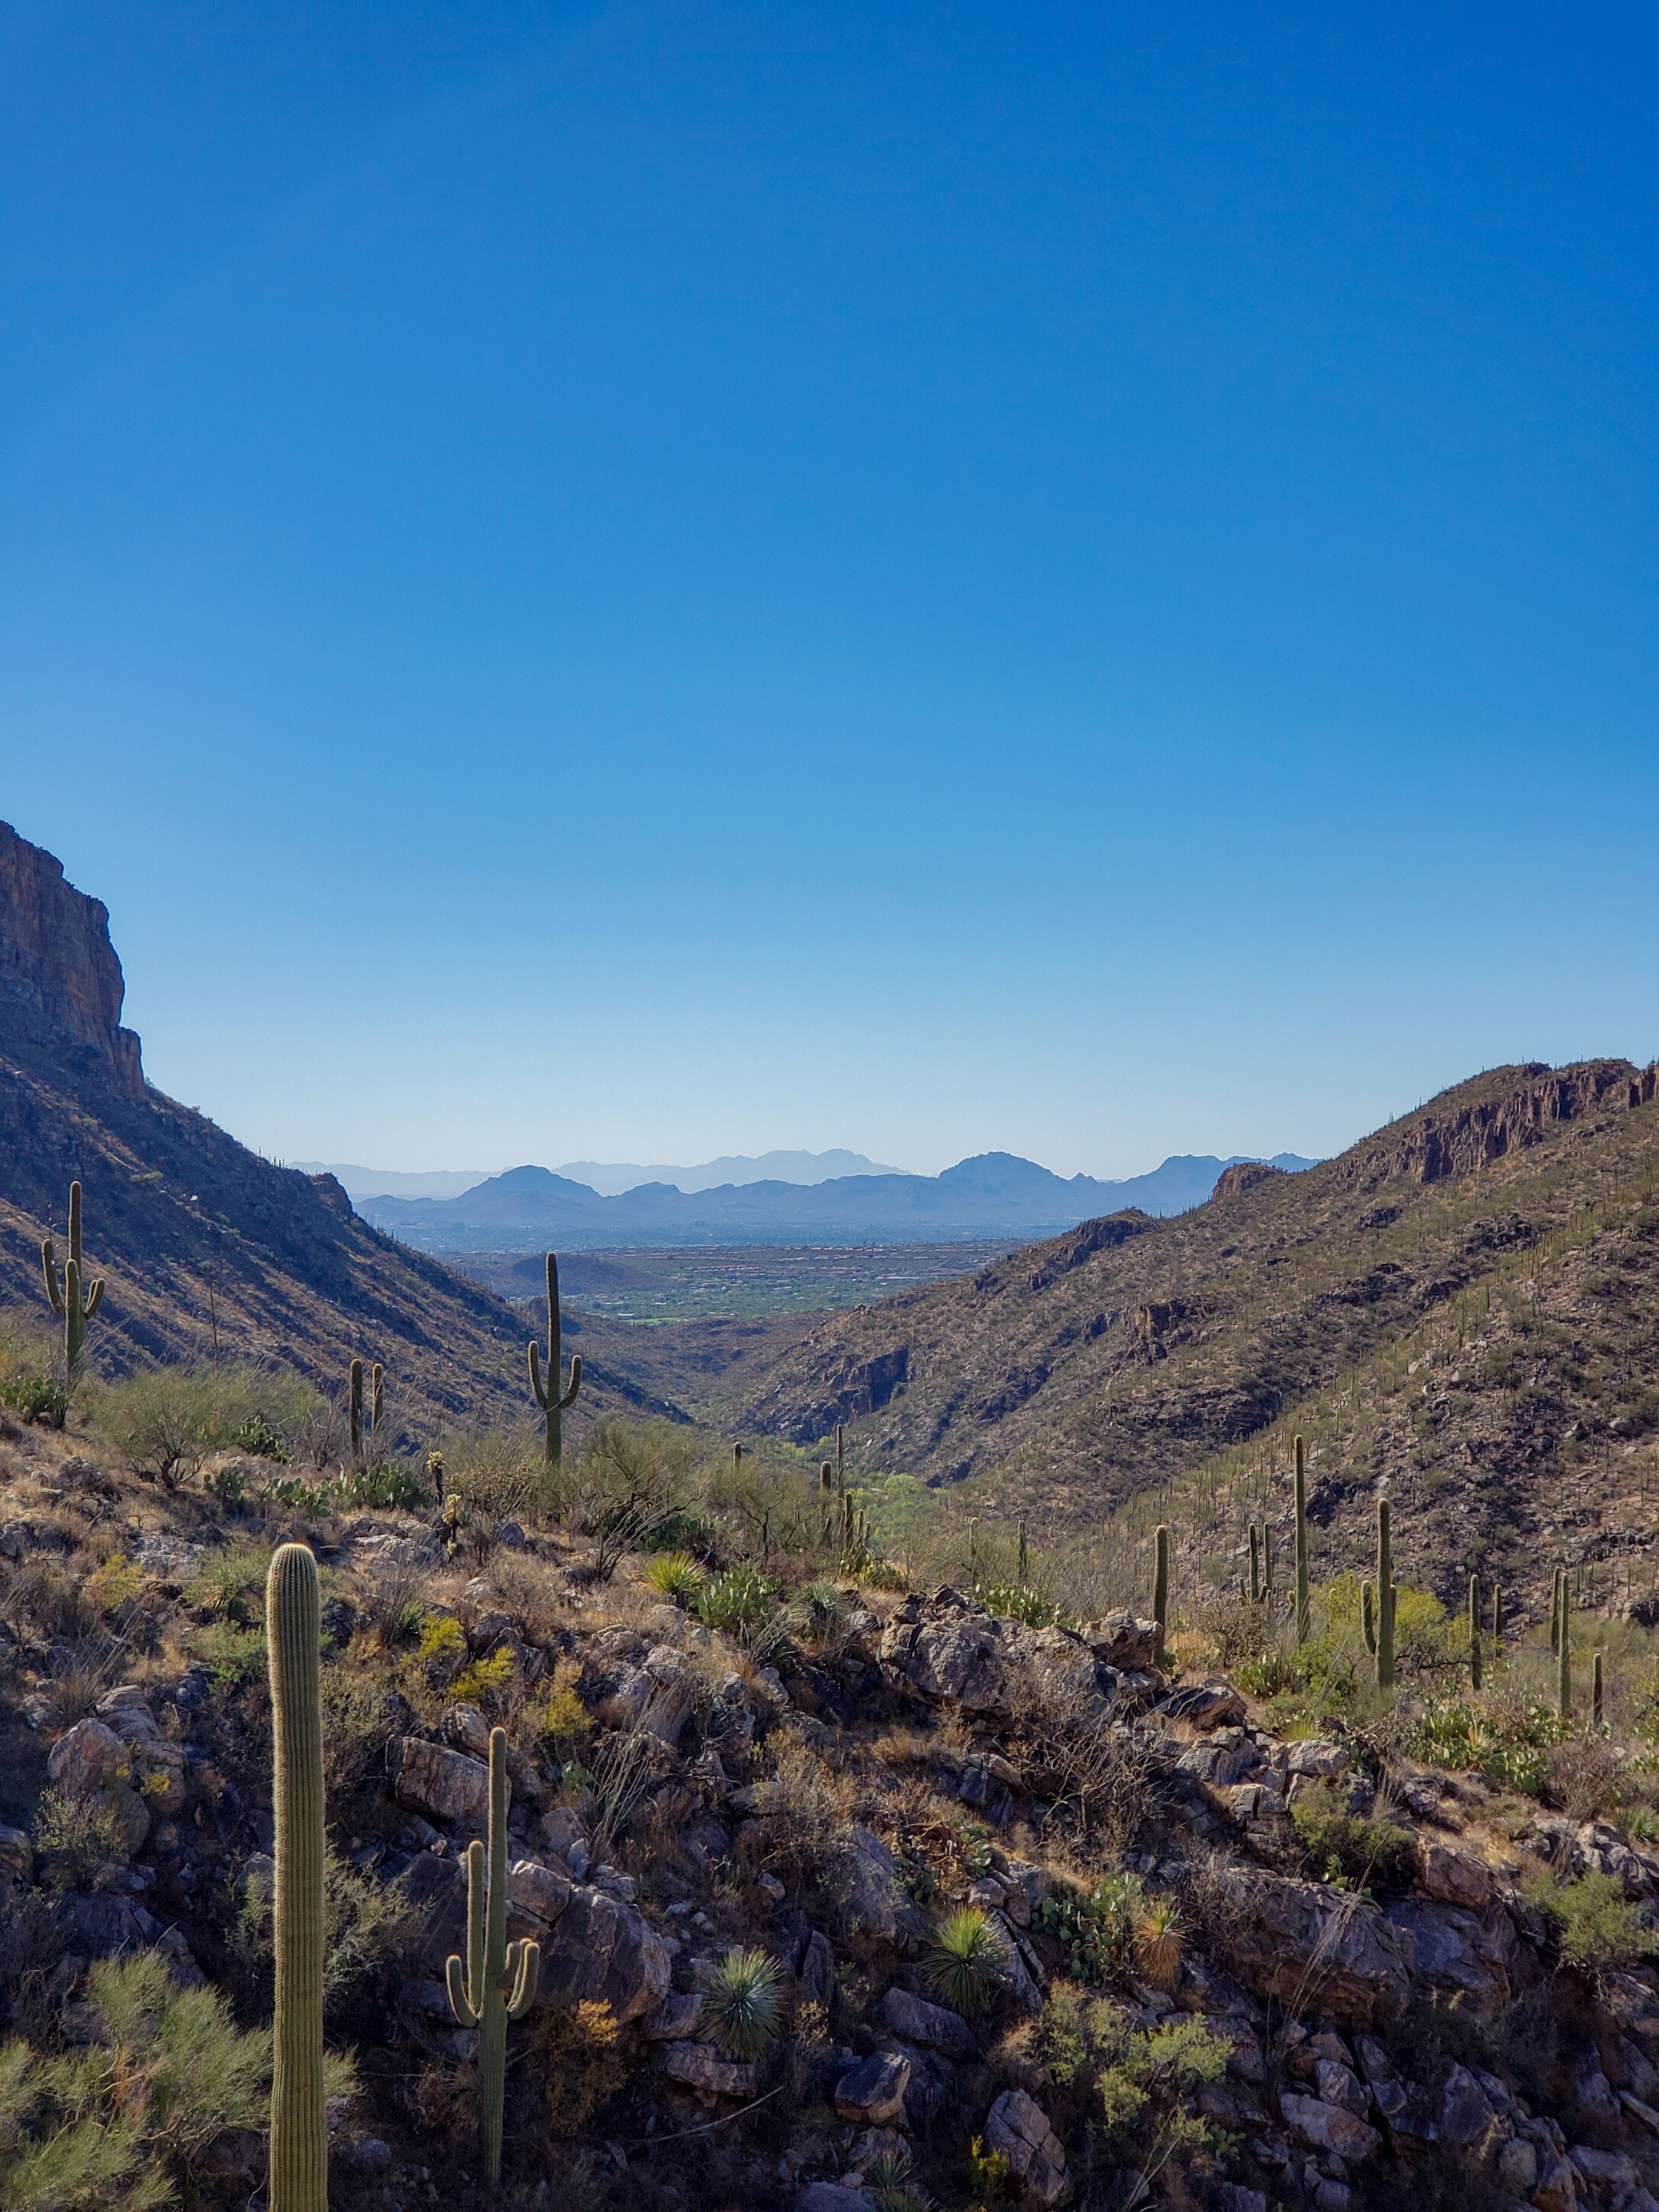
[1381,1899,1515,2017]
[1284,1739,1351,1779]
[1435,2061,1496,2148]
[836,1827,899,1942]
[1571,2146,1636,2196]
[536,1881,671,2023]
[879,1986,975,2058]
[1313,2059,1368,2116]
[1162,1678,1247,1730]
[47,1717,125,1797]
[835,2051,911,2126]
[0,1824,33,1880]
[643,1990,705,2041]
[798,2189,872,2212]
[442,1703,492,1757]
[393,1738,491,1826]
[1576,1822,1659,1896]
[1083,1611,1160,1671]
[506,1857,573,1930]
[985,2089,1071,2207]
[1532,2154,1578,2212]
[1278,2091,1382,2162]
[1496,2137,1540,2194]
[878,1591,1114,1717]
[1215,1866,1412,2028]
[659,2041,757,2099]
[333,2137,392,2177]
[1416,1840,1494,1908]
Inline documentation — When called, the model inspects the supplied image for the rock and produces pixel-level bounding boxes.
[393,1738,491,1826]
[333,2137,392,2176]
[1570,2147,1635,2195]
[1216,1867,1412,2027]
[592,1664,653,1730]
[798,2187,871,2212]
[47,1717,125,1796]
[794,1928,836,2010]
[659,2041,758,2099]
[94,1686,160,1740]
[1498,2139,1541,2194]
[1382,1899,1516,2017]
[1435,2062,1495,2148]
[985,2089,1071,2207]
[879,1986,975,2058]
[1285,1739,1351,1779]
[1575,1822,1659,1896]
[879,1592,1113,1717]
[1083,1611,1161,1671]
[836,1827,899,1941]
[1416,1840,1494,1908]
[1215,2190,1267,2212]
[1532,2154,1578,2212]
[442,1703,492,1757]
[1313,2060,1368,2116]
[836,2051,911,2125]
[506,1857,573,1929]
[1622,2091,1659,2134]
[536,1882,671,2023]
[1162,1678,1247,1730]
[0,1824,33,1879]
[643,1990,704,2041]
[1278,2092,1382,2162]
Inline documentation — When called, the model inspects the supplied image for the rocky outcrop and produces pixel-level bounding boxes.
[0,821,143,1089]
[392,1738,492,1826]
[1339,1058,1652,1189]
[1212,1161,1286,1202]
[985,2089,1070,2206]
[878,1588,1156,1717]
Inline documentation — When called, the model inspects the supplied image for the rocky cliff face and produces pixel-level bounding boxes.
[0,822,143,1091]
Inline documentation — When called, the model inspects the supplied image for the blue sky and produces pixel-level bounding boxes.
[3,2,1654,1178]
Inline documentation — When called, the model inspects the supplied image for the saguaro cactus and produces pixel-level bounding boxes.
[1153,1524,1171,1667]
[446,1727,540,2186]
[1248,1525,1263,1607]
[1293,1437,1310,1647]
[267,1543,326,2212]
[1375,1495,1396,1691]
[1594,1650,1604,1730]
[370,1363,384,1448]
[1550,1567,1565,1656]
[41,1179,104,1378]
[1492,1584,1503,1644]
[1361,1579,1376,1657]
[348,1359,364,1463]
[1558,1588,1571,1721]
[820,1462,834,1544]
[528,1253,581,1465]
[1018,1519,1029,1585]
[1468,1574,1482,1690]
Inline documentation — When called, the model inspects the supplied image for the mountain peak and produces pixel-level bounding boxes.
[0,822,144,1091]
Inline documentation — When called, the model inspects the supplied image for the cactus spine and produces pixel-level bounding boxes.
[1468,1574,1482,1690]
[446,1727,540,2186]
[1375,1495,1396,1690]
[267,1544,327,2212]
[1153,1524,1171,1667]
[1292,1436,1310,1647]
[528,1252,581,1465]
[41,1179,104,1378]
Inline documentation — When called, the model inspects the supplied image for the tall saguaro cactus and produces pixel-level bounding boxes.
[1152,1524,1171,1668]
[1468,1574,1482,1690]
[1557,1580,1571,1721]
[1292,1435,1311,1647]
[528,1253,581,1465]
[446,1727,540,2186]
[1248,1524,1263,1607]
[1374,1495,1396,1691]
[41,1179,104,1378]
[267,1544,326,2212]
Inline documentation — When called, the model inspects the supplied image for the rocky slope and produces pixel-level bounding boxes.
[710,1061,1659,1614]
[5,1416,1659,2212]
[0,821,664,1434]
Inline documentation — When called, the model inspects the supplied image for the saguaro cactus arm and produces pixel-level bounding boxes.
[505,1935,540,2018]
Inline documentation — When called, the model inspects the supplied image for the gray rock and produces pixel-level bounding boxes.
[506,1856,574,1930]
[794,1928,836,2010]
[0,1824,33,1880]
[659,2041,758,2098]
[1313,2059,1368,2117]
[442,1702,492,1757]
[1436,2061,1495,2147]
[879,1985,974,2058]
[1284,1739,1351,1779]
[643,1990,704,2041]
[985,2088,1070,2207]
[1278,2092,1382,2161]
[333,2137,393,2176]
[1215,2190,1267,2212]
[537,1881,671,2023]
[1382,1899,1516,2018]
[1161,1678,1247,1730]
[47,1717,124,1796]
[835,2051,911,2125]
[797,2188,871,2212]
[1496,2137,1539,2194]
[1416,1839,1494,1908]
[393,1738,491,1826]
[1216,1866,1412,2028]
[836,1827,899,1941]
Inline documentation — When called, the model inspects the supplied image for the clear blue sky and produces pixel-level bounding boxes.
[4,3,1654,1178]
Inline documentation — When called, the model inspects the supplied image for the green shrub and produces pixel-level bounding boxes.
[1402,1697,1570,1798]
[1290,1780,1413,1892]
[644,1551,707,1606]
[972,1579,1065,1628]
[91,1363,320,1488]
[702,1946,783,2056]
[192,1621,267,1688]
[229,1409,288,1462]
[0,1315,66,1428]
[924,1906,1005,2015]
[33,1787,123,1884]
[1524,1870,1656,1967]
[187,1540,270,1624]
[1035,1982,1227,2176]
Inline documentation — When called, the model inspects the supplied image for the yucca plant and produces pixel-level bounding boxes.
[644,1551,707,1606]
[1133,1896,1183,1992]
[925,1905,1005,2016]
[703,1947,783,2058]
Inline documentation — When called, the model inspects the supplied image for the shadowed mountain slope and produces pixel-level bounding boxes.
[0,823,674,1433]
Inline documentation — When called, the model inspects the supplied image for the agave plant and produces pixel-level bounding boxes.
[703,1946,783,2058]
[644,1551,706,1607]
[1133,1896,1183,1992]
[924,1905,1005,2016]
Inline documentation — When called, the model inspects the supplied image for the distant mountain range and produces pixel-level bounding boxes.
[355,1150,1320,1253]
[300,1149,903,1201]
